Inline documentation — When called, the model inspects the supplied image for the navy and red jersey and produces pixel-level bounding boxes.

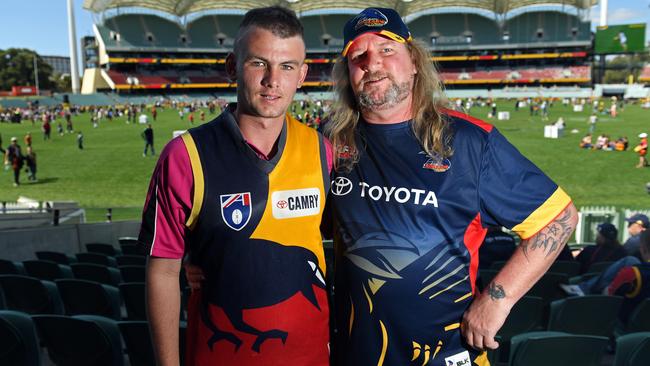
[330,110,571,366]
[139,107,331,366]
[608,261,650,323]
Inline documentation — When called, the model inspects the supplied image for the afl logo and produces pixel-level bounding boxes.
[331,177,353,196]
[276,200,288,209]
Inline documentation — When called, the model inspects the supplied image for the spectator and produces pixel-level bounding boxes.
[141,124,154,157]
[588,113,597,133]
[24,146,37,182]
[576,223,627,273]
[634,132,648,168]
[77,131,84,150]
[42,117,51,140]
[580,133,592,149]
[607,230,650,323]
[3,137,24,186]
[623,213,649,258]
[24,133,32,147]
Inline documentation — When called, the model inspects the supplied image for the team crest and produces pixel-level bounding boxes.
[220,192,252,231]
[419,151,451,172]
[354,9,389,30]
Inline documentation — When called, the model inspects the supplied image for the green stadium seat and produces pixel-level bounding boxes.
[115,255,146,266]
[119,265,145,283]
[548,260,581,277]
[71,263,122,286]
[86,243,121,257]
[33,314,124,366]
[491,296,545,365]
[0,310,41,366]
[548,295,623,337]
[119,282,146,321]
[35,251,76,265]
[56,279,122,320]
[22,260,73,281]
[0,259,25,275]
[508,331,608,366]
[614,332,650,366]
[76,252,118,267]
[0,275,64,315]
[620,299,650,334]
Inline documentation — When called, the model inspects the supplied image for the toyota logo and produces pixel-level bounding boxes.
[276,200,288,209]
[331,177,353,196]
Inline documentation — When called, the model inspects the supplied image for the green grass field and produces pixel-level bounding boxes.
[0,101,648,222]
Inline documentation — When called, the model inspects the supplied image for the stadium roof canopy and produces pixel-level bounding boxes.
[83,0,597,17]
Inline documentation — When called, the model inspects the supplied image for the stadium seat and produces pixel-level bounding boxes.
[71,263,122,286]
[119,282,146,320]
[35,251,76,265]
[614,332,650,366]
[118,237,138,246]
[548,261,581,277]
[621,299,650,334]
[119,320,187,366]
[56,279,122,320]
[0,275,64,315]
[587,261,614,274]
[22,260,73,281]
[115,255,146,266]
[120,244,147,256]
[119,265,146,283]
[118,320,155,365]
[508,331,608,366]
[526,272,568,302]
[548,295,623,337]
[76,252,118,267]
[33,314,124,366]
[86,243,121,256]
[487,296,545,364]
[0,310,41,366]
[0,259,25,275]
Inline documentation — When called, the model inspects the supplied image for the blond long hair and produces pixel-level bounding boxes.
[325,39,451,172]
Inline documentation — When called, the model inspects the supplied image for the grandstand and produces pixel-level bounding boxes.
[80,0,598,97]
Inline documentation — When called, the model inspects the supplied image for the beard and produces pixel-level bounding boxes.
[357,72,411,111]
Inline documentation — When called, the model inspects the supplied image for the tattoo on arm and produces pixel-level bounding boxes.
[488,282,506,301]
[520,207,574,259]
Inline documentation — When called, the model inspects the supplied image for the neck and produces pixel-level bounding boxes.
[361,96,414,124]
[234,109,284,156]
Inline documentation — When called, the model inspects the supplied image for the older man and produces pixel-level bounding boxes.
[326,8,577,366]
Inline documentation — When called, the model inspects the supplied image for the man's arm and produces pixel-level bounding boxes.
[147,257,182,366]
[461,203,578,350]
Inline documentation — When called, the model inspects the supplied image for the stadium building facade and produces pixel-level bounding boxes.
[81,0,598,98]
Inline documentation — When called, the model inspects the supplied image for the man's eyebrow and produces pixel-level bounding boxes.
[245,55,301,65]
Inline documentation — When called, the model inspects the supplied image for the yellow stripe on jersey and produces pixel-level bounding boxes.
[512,187,572,239]
[474,351,491,366]
[626,267,642,298]
[250,114,327,273]
[182,133,204,230]
[444,323,460,332]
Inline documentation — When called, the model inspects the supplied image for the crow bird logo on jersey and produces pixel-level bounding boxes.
[200,239,326,352]
[419,151,451,172]
[220,192,252,231]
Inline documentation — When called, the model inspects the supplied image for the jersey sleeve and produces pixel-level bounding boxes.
[478,128,572,239]
[138,136,193,258]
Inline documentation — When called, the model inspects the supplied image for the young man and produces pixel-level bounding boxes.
[3,137,23,187]
[140,7,330,366]
[326,8,578,366]
[141,124,155,157]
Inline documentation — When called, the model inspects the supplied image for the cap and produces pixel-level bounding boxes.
[597,223,618,240]
[639,132,647,138]
[626,213,649,228]
[10,137,17,142]
[342,8,412,57]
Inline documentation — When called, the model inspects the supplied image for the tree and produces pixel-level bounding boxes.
[603,53,650,84]
[0,48,54,91]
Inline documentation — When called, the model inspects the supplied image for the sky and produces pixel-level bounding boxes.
[0,0,648,58]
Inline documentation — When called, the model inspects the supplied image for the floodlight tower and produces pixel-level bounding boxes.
[600,0,608,26]
[67,0,81,94]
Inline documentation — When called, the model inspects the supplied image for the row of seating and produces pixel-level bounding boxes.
[0,310,186,366]
[490,331,650,366]
[440,66,591,82]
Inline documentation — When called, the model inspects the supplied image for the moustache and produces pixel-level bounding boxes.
[361,72,391,85]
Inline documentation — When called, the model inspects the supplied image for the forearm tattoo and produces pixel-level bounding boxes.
[488,282,506,301]
[521,207,574,259]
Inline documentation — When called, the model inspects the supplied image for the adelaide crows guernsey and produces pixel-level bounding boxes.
[330,110,571,366]
[178,108,330,365]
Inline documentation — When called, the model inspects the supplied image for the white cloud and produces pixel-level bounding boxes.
[608,8,639,22]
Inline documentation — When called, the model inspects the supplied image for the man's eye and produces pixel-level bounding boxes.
[251,61,265,67]
[281,64,295,70]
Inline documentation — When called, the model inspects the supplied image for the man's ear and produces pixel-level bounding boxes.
[298,63,308,89]
[226,53,237,81]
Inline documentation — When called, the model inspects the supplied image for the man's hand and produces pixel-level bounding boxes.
[461,203,578,351]
[461,282,513,350]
